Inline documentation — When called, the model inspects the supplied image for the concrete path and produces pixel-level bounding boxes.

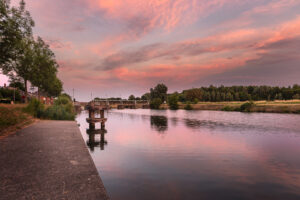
[0,121,109,200]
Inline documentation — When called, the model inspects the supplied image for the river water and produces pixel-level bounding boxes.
[76,109,300,200]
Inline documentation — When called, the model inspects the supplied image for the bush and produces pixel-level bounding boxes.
[150,98,162,109]
[240,101,254,112]
[0,88,21,101]
[42,105,75,120]
[184,103,193,110]
[24,96,75,120]
[24,98,45,118]
[193,98,199,104]
[222,106,234,111]
[168,94,179,110]
[54,96,70,105]
[42,95,75,120]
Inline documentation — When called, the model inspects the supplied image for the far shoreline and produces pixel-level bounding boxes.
[158,100,300,114]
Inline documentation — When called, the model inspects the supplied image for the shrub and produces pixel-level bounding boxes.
[150,98,162,109]
[184,103,193,110]
[0,88,21,101]
[240,101,254,112]
[24,98,45,118]
[222,106,234,111]
[168,94,179,110]
[24,96,75,120]
[54,96,70,105]
[193,98,199,104]
[42,105,75,120]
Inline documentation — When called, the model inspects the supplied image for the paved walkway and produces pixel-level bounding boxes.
[0,121,109,200]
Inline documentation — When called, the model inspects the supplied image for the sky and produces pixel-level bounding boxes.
[2,0,300,101]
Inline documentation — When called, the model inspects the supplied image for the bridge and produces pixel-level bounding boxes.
[75,99,150,110]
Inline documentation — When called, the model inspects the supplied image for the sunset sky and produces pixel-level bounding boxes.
[2,0,300,101]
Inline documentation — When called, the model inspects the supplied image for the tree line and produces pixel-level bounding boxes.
[127,84,300,109]
[178,85,300,102]
[0,0,62,101]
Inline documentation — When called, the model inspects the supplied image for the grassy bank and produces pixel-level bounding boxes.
[160,100,300,114]
[0,104,35,137]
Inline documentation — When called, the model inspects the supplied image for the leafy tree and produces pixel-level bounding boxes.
[8,38,36,101]
[128,95,135,100]
[141,93,150,100]
[168,94,179,110]
[0,0,34,70]
[9,80,25,91]
[184,88,202,101]
[184,102,193,110]
[150,98,162,109]
[30,37,59,97]
[150,83,168,102]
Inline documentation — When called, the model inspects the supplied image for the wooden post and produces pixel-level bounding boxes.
[89,123,95,129]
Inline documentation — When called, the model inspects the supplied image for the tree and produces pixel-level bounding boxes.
[128,95,135,100]
[0,0,34,71]
[141,93,150,100]
[9,80,25,91]
[46,77,62,97]
[185,88,202,101]
[30,37,59,97]
[150,98,162,109]
[293,94,300,100]
[168,94,179,110]
[9,38,36,101]
[150,83,168,102]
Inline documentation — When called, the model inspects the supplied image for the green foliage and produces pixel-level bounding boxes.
[42,105,74,121]
[222,106,240,112]
[150,98,162,109]
[24,95,75,120]
[55,95,70,106]
[1,1,62,98]
[141,93,150,100]
[0,0,34,68]
[240,101,255,112]
[24,98,45,118]
[171,85,300,102]
[128,95,135,100]
[193,98,199,104]
[150,83,168,102]
[293,94,300,99]
[9,81,25,91]
[184,103,193,110]
[184,88,202,102]
[0,88,21,101]
[60,93,72,101]
[168,94,179,110]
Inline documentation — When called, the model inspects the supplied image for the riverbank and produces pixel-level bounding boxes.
[0,104,36,138]
[0,120,109,199]
[161,100,300,114]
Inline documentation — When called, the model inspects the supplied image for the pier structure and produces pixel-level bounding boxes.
[86,101,108,130]
[86,128,108,151]
[86,101,109,151]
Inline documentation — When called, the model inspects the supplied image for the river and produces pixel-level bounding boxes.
[76,109,300,200]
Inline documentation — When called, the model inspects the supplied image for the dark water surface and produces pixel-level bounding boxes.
[76,109,300,200]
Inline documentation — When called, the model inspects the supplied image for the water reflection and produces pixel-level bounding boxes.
[86,128,108,151]
[76,110,300,200]
[150,116,168,133]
